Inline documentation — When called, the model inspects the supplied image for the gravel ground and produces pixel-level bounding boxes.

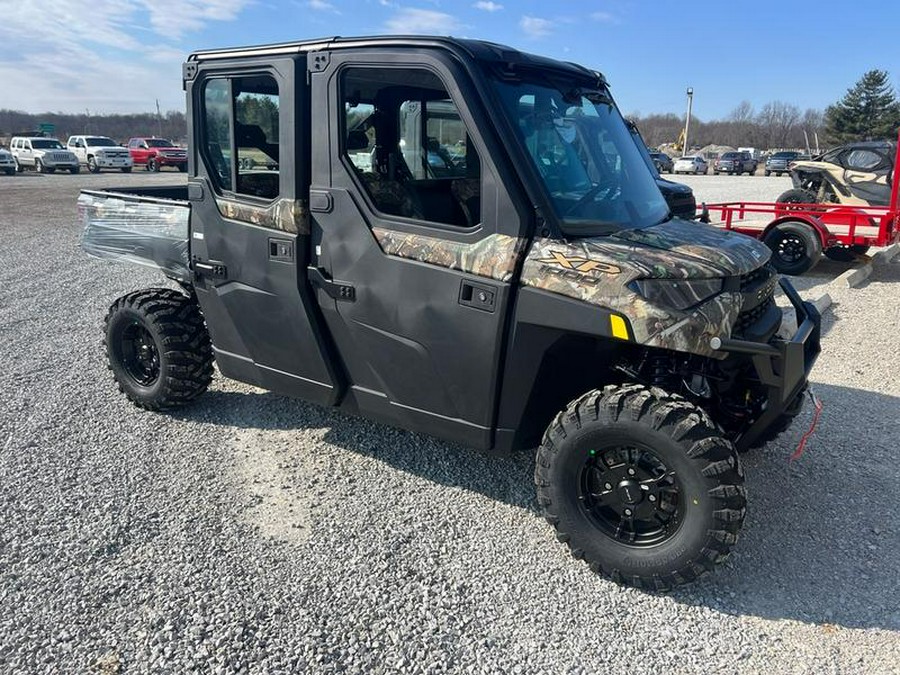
[1,171,899,674]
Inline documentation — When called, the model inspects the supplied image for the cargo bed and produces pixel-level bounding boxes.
[78,186,191,281]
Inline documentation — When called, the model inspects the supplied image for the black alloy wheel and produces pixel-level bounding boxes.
[578,444,683,547]
[763,220,822,275]
[119,321,161,387]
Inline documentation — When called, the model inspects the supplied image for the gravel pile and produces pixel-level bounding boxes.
[1,172,898,673]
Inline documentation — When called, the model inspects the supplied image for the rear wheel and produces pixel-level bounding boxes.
[535,384,745,590]
[104,288,214,410]
[763,220,823,275]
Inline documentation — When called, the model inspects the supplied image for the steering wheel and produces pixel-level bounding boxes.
[564,181,621,216]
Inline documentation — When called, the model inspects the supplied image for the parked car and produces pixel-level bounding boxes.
[128,137,188,172]
[67,135,133,173]
[0,148,16,175]
[9,137,79,174]
[673,155,708,174]
[714,151,757,175]
[764,150,800,176]
[648,151,673,173]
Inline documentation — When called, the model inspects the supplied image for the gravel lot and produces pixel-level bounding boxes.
[1,171,899,674]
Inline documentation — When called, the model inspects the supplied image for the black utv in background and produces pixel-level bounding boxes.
[626,119,697,219]
[79,36,820,590]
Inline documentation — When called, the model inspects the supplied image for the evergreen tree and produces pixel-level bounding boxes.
[825,70,900,142]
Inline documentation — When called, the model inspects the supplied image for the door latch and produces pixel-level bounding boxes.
[192,257,227,280]
[308,266,355,302]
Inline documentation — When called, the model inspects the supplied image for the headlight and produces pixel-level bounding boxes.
[630,278,723,310]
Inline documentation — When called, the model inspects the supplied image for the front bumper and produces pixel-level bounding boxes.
[95,156,133,168]
[712,278,821,451]
[766,163,789,172]
[155,155,187,166]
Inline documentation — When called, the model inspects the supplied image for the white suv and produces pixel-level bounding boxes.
[10,137,80,174]
[67,135,133,173]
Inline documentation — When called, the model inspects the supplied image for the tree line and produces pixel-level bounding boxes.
[0,109,187,144]
[634,69,900,152]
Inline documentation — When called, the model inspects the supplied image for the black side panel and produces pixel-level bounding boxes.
[495,287,629,451]
[313,189,510,449]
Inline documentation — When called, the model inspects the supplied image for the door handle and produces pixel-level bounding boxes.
[308,266,355,301]
[192,258,227,280]
[459,280,496,312]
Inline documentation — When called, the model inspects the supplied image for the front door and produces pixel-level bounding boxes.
[308,52,528,449]
[187,58,341,405]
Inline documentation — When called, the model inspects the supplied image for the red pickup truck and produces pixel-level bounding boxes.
[127,137,188,172]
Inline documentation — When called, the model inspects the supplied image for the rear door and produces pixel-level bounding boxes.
[307,49,530,449]
[187,56,341,405]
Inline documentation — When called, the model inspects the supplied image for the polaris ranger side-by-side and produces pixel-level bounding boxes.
[79,37,820,589]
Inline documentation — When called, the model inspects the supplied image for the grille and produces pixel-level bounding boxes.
[735,296,775,334]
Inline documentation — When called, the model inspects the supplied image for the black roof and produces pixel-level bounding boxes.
[188,35,603,83]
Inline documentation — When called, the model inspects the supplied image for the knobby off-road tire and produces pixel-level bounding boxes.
[104,288,214,410]
[535,384,745,591]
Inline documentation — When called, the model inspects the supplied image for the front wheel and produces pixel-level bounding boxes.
[535,384,745,590]
[104,289,214,410]
[148,158,160,172]
[763,220,823,275]
[35,158,45,173]
[87,156,100,173]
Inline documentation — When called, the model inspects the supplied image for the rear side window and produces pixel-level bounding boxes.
[202,74,281,199]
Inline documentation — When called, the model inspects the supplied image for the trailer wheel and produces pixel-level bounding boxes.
[535,384,745,590]
[104,288,214,410]
[763,220,822,275]
[824,245,870,262]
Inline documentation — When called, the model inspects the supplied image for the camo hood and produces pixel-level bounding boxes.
[521,220,773,356]
[523,219,771,289]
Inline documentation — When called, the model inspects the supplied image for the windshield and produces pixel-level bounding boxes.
[147,139,175,148]
[491,73,669,234]
[86,137,117,146]
[32,139,64,149]
[773,151,798,158]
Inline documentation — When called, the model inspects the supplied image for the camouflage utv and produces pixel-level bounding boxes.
[79,36,821,590]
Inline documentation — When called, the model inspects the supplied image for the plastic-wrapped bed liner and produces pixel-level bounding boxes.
[78,190,191,281]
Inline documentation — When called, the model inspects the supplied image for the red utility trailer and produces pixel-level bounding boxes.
[699,133,900,275]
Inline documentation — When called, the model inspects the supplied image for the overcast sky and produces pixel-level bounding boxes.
[3,0,899,120]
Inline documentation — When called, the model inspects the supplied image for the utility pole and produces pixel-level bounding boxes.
[156,99,163,138]
[683,87,694,156]
[84,108,90,134]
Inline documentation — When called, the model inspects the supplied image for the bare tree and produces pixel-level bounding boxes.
[756,101,801,149]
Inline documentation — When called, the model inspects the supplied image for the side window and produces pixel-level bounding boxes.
[845,149,882,171]
[201,74,281,199]
[341,67,481,227]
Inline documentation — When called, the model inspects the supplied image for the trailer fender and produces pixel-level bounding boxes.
[762,215,835,249]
